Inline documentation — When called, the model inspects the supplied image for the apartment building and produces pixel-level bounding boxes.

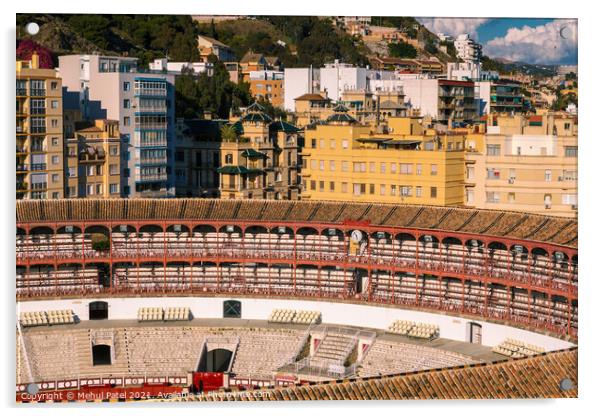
[293,93,332,128]
[217,103,301,200]
[454,34,482,64]
[401,79,477,123]
[476,80,524,115]
[16,53,65,200]
[300,106,466,205]
[248,70,285,108]
[465,113,578,217]
[65,120,122,198]
[197,35,236,62]
[58,55,176,197]
[174,117,226,197]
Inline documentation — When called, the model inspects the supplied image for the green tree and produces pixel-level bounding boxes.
[388,41,417,59]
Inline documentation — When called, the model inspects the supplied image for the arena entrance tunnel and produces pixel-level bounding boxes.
[92,344,112,366]
[198,348,233,373]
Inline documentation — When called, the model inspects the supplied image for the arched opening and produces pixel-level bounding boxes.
[92,344,112,365]
[199,348,233,372]
[89,301,109,320]
[223,300,241,318]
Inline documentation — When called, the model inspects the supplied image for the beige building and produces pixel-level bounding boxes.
[218,103,301,200]
[16,54,65,200]
[66,120,122,198]
[465,113,578,217]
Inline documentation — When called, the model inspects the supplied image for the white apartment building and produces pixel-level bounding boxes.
[454,34,482,64]
[283,67,320,112]
[148,59,213,76]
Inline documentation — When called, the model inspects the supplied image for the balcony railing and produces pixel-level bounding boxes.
[30,107,46,115]
[16,88,27,96]
[31,182,47,190]
[16,182,28,191]
[30,163,47,171]
[30,145,46,152]
[136,123,167,130]
[139,157,167,166]
[138,174,168,182]
[30,89,46,97]
[30,127,46,134]
[16,164,28,172]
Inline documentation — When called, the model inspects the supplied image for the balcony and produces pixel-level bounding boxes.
[30,127,46,135]
[30,107,46,115]
[139,157,167,166]
[16,182,28,191]
[136,123,168,130]
[134,88,167,97]
[30,163,47,171]
[16,88,27,96]
[30,145,47,152]
[31,182,47,190]
[16,147,27,154]
[16,164,28,172]
[30,89,46,97]
[138,173,168,182]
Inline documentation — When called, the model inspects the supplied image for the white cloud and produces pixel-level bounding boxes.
[484,19,577,64]
[417,18,490,39]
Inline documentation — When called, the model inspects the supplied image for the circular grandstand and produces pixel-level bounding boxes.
[16,199,578,401]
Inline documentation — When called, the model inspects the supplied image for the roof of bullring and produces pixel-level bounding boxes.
[16,199,577,248]
[176,348,578,401]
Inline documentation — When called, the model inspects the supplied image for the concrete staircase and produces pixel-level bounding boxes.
[74,329,130,378]
[309,332,356,368]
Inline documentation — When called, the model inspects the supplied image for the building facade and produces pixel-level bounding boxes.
[58,55,176,197]
[66,120,122,198]
[465,113,578,217]
[454,34,482,64]
[16,54,65,200]
[248,70,285,108]
[300,107,466,205]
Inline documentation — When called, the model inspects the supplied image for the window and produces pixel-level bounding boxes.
[123,99,130,109]
[123,82,131,91]
[330,181,335,191]
[311,139,316,149]
[319,160,325,171]
[390,185,396,196]
[486,191,500,203]
[544,194,552,208]
[341,161,348,172]
[108,145,118,156]
[562,193,577,206]
[416,164,422,175]
[329,160,335,171]
[123,116,130,126]
[176,151,185,162]
[353,183,364,196]
[330,139,336,149]
[509,168,516,180]
[225,154,233,164]
[51,137,59,147]
[465,188,473,204]
[51,119,58,128]
[399,163,412,175]
[466,166,475,180]
[380,184,386,196]
[68,167,76,177]
[416,186,422,198]
[319,139,325,149]
[400,186,412,196]
[544,169,552,182]
[342,139,349,149]
[430,187,437,198]
[310,160,317,169]
[319,181,324,192]
[87,165,95,176]
[50,81,58,90]
[87,184,94,195]
[51,155,59,165]
[110,184,119,194]
[51,174,59,182]
[51,100,59,109]
[486,168,500,179]
[390,163,397,174]
[564,146,577,157]
[341,182,348,193]
[564,122,571,130]
[430,164,438,175]
[353,162,366,172]
[380,162,386,174]
[369,184,375,194]
[52,192,59,199]
[310,180,316,191]
[563,170,577,181]
[486,144,501,156]
[96,184,103,195]
[508,192,516,203]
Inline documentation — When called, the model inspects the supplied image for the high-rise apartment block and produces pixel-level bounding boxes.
[16,53,65,200]
[58,55,176,198]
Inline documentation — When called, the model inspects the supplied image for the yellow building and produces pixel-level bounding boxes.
[300,105,466,205]
[16,53,64,199]
[66,120,122,198]
[465,113,578,217]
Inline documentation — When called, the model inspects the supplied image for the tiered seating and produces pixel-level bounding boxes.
[387,320,439,339]
[268,309,296,323]
[164,307,190,321]
[268,309,321,324]
[492,338,545,358]
[137,307,163,322]
[47,309,75,325]
[358,340,476,377]
[291,310,321,325]
[19,311,48,327]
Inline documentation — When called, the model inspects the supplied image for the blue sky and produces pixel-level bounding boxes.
[417,17,577,65]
